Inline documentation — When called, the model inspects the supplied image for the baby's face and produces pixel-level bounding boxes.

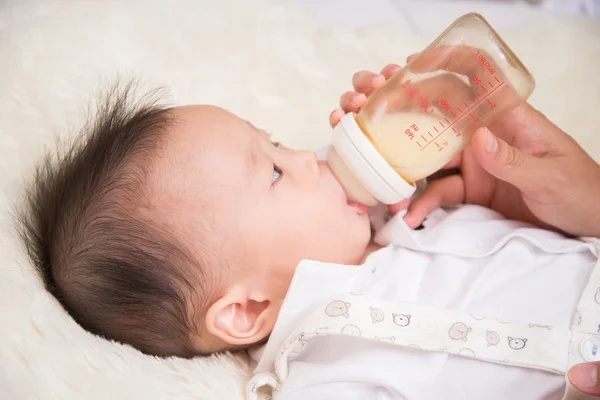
[153,105,371,302]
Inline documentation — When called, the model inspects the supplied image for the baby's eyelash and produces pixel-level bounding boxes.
[272,164,282,184]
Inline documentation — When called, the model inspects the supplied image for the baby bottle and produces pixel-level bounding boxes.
[327,13,535,206]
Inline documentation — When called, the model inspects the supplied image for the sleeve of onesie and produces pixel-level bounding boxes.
[273,381,404,400]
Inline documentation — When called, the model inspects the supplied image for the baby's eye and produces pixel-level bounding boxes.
[272,165,282,185]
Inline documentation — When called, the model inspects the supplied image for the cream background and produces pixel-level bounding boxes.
[0,1,598,398]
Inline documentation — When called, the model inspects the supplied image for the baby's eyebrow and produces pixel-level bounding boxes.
[247,144,259,175]
[245,134,261,179]
[244,122,270,179]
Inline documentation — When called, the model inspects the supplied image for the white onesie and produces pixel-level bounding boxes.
[246,204,600,400]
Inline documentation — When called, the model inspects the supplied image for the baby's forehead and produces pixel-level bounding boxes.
[169,105,250,130]
[151,104,259,200]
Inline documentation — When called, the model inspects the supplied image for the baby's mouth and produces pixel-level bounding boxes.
[347,201,369,215]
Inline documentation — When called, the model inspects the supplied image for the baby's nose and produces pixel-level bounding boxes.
[298,150,319,174]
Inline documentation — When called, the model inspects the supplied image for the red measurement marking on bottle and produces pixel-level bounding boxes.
[402,80,434,114]
[475,91,481,97]
[495,76,500,83]
[440,100,451,111]
[473,50,496,75]
[417,141,422,148]
[440,121,445,128]
[435,142,440,148]
[450,110,456,117]
[452,127,457,132]
[457,106,463,113]
[421,135,427,142]
[445,117,450,124]
[404,123,421,141]
[488,81,494,88]
[471,98,476,104]
[420,79,506,152]
[481,85,488,93]
[428,132,433,137]
[473,76,482,85]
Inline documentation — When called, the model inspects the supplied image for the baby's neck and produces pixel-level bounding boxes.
[359,241,383,264]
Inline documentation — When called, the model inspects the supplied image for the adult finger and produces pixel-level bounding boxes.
[471,127,549,193]
[568,362,600,397]
[329,109,345,128]
[340,91,367,113]
[402,175,466,229]
[380,63,402,80]
[352,71,386,95]
[406,53,420,63]
[487,102,566,152]
[388,198,411,215]
[409,45,503,82]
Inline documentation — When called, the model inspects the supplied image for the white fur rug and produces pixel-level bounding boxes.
[1,1,599,399]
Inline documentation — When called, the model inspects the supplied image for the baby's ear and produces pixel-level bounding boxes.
[203,285,273,347]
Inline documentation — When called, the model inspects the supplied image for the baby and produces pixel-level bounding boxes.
[16,84,600,400]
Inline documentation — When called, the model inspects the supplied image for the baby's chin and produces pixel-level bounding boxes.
[345,222,374,264]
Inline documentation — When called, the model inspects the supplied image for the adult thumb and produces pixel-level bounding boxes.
[471,127,545,191]
[568,362,600,396]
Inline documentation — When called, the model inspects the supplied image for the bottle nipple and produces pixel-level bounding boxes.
[327,146,378,207]
[326,112,417,206]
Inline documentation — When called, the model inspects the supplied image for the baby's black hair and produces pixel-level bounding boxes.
[15,82,205,357]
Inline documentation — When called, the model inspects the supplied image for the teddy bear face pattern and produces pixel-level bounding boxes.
[486,331,500,346]
[292,297,543,377]
[508,337,527,350]
[325,300,351,318]
[392,313,411,327]
[370,307,385,323]
[449,322,471,342]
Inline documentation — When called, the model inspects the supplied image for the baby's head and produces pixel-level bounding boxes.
[17,86,371,357]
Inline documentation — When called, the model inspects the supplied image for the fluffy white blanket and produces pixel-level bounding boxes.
[0,1,598,399]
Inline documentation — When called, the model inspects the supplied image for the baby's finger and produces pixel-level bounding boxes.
[340,91,367,113]
[352,71,386,95]
[380,64,402,80]
[329,109,345,128]
[403,175,465,229]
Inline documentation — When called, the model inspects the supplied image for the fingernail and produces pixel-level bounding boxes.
[372,74,385,85]
[485,129,499,154]
[569,363,599,390]
[353,93,366,102]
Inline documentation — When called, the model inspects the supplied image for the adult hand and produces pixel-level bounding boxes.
[569,363,600,397]
[330,58,600,238]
